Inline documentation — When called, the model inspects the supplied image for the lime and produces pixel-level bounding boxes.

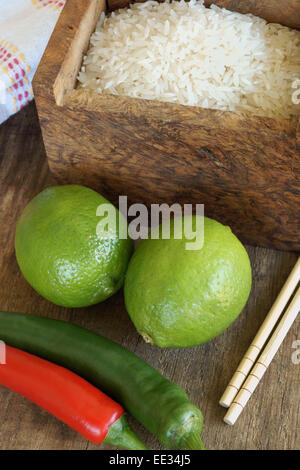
[15,185,133,308]
[124,216,252,348]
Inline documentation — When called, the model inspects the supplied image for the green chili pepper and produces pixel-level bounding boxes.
[0,311,205,450]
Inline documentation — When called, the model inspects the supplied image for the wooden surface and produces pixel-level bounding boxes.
[0,102,299,450]
[107,0,300,30]
[33,0,300,252]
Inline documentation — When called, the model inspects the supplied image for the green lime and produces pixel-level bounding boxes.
[15,185,133,308]
[124,216,252,348]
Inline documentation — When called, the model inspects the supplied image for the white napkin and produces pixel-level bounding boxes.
[0,0,66,125]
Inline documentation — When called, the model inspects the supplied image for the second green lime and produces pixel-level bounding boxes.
[124,216,252,348]
[15,185,133,308]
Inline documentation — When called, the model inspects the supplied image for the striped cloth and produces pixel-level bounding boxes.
[0,0,66,125]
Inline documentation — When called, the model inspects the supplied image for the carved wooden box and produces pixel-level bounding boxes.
[33,0,300,251]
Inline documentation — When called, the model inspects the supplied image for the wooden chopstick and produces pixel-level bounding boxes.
[224,284,300,425]
[219,257,300,408]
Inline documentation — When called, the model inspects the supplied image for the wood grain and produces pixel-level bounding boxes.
[107,0,300,30]
[0,102,299,450]
[54,0,105,105]
[33,0,300,252]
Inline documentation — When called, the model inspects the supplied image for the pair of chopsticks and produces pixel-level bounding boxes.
[220,257,300,425]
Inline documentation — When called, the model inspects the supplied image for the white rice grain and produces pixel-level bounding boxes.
[78,0,300,120]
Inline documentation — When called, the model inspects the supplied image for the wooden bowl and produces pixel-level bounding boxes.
[33,0,300,251]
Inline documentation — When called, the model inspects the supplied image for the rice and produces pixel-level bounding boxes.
[78,0,300,120]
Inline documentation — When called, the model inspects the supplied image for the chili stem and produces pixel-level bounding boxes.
[104,415,148,450]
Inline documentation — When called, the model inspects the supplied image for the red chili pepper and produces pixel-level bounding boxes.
[0,345,146,449]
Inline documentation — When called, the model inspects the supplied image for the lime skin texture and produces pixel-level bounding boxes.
[124,216,252,348]
[15,185,133,308]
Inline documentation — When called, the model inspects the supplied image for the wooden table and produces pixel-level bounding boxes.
[0,102,299,450]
